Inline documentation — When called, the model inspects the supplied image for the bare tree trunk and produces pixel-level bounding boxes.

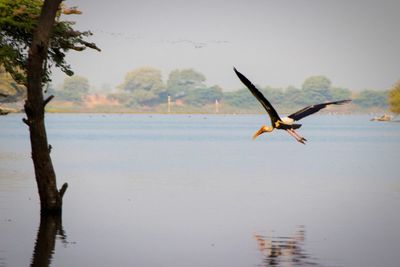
[24,0,67,214]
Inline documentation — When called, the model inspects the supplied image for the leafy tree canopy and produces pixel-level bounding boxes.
[119,66,165,94]
[388,81,400,114]
[330,86,351,100]
[117,67,166,107]
[0,0,100,85]
[263,86,286,104]
[184,85,223,106]
[223,88,259,108]
[282,86,307,106]
[58,75,89,102]
[167,69,206,98]
[353,89,387,108]
[302,75,332,103]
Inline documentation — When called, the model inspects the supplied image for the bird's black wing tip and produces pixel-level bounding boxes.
[233,67,244,78]
[338,99,352,104]
[326,99,352,105]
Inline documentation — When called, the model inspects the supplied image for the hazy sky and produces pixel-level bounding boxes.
[53,0,400,91]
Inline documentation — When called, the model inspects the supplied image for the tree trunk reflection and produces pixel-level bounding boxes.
[31,214,66,267]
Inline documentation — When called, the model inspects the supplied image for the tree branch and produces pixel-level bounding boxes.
[59,183,68,198]
[43,95,54,107]
[66,30,83,37]
[62,6,82,15]
[22,118,30,126]
[80,40,101,52]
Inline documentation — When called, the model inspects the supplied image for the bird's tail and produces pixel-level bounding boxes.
[291,123,302,129]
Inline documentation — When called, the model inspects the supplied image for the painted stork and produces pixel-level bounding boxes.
[234,68,351,144]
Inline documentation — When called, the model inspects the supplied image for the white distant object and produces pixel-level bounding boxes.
[215,99,219,113]
[370,114,392,121]
[167,95,171,113]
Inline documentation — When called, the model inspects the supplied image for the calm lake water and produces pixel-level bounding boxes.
[1,114,400,267]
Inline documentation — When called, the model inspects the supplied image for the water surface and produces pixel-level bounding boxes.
[1,114,399,267]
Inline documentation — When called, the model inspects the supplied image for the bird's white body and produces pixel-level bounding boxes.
[281,117,294,125]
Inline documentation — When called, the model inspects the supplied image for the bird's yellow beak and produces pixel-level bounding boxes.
[252,126,267,140]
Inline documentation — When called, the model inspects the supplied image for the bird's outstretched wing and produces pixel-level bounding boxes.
[288,100,351,121]
[233,68,281,123]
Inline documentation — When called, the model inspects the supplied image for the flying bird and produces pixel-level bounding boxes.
[234,68,351,144]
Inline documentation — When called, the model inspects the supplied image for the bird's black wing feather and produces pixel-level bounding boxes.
[288,100,351,121]
[233,68,281,123]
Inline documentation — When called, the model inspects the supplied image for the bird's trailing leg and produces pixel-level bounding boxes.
[289,129,307,142]
[286,129,306,144]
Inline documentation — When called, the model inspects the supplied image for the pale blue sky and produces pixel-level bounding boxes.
[53,0,400,91]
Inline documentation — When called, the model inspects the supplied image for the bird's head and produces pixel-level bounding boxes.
[252,125,273,140]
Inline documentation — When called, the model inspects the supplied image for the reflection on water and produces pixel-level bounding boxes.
[0,251,4,267]
[30,214,66,267]
[254,226,323,267]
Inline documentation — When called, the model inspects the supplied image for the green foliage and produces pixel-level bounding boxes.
[263,86,285,104]
[302,76,332,104]
[353,90,387,108]
[22,63,386,112]
[224,76,346,112]
[388,81,400,114]
[224,84,305,111]
[119,67,164,93]
[222,74,386,112]
[107,91,131,105]
[129,89,159,107]
[167,69,206,98]
[330,87,351,100]
[114,68,213,107]
[0,0,99,85]
[282,86,307,106]
[118,67,165,106]
[57,75,89,102]
[223,88,259,108]
[184,85,223,106]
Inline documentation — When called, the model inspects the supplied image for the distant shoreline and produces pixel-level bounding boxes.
[0,101,391,116]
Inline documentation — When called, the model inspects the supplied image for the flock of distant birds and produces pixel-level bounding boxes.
[95,29,229,49]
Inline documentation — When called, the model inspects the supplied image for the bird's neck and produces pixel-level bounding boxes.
[263,125,274,132]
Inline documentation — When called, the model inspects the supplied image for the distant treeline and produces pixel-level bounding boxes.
[1,66,389,113]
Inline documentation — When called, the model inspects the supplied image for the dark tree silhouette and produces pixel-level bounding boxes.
[24,0,66,213]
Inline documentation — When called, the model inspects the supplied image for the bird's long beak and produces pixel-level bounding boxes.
[252,126,266,140]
